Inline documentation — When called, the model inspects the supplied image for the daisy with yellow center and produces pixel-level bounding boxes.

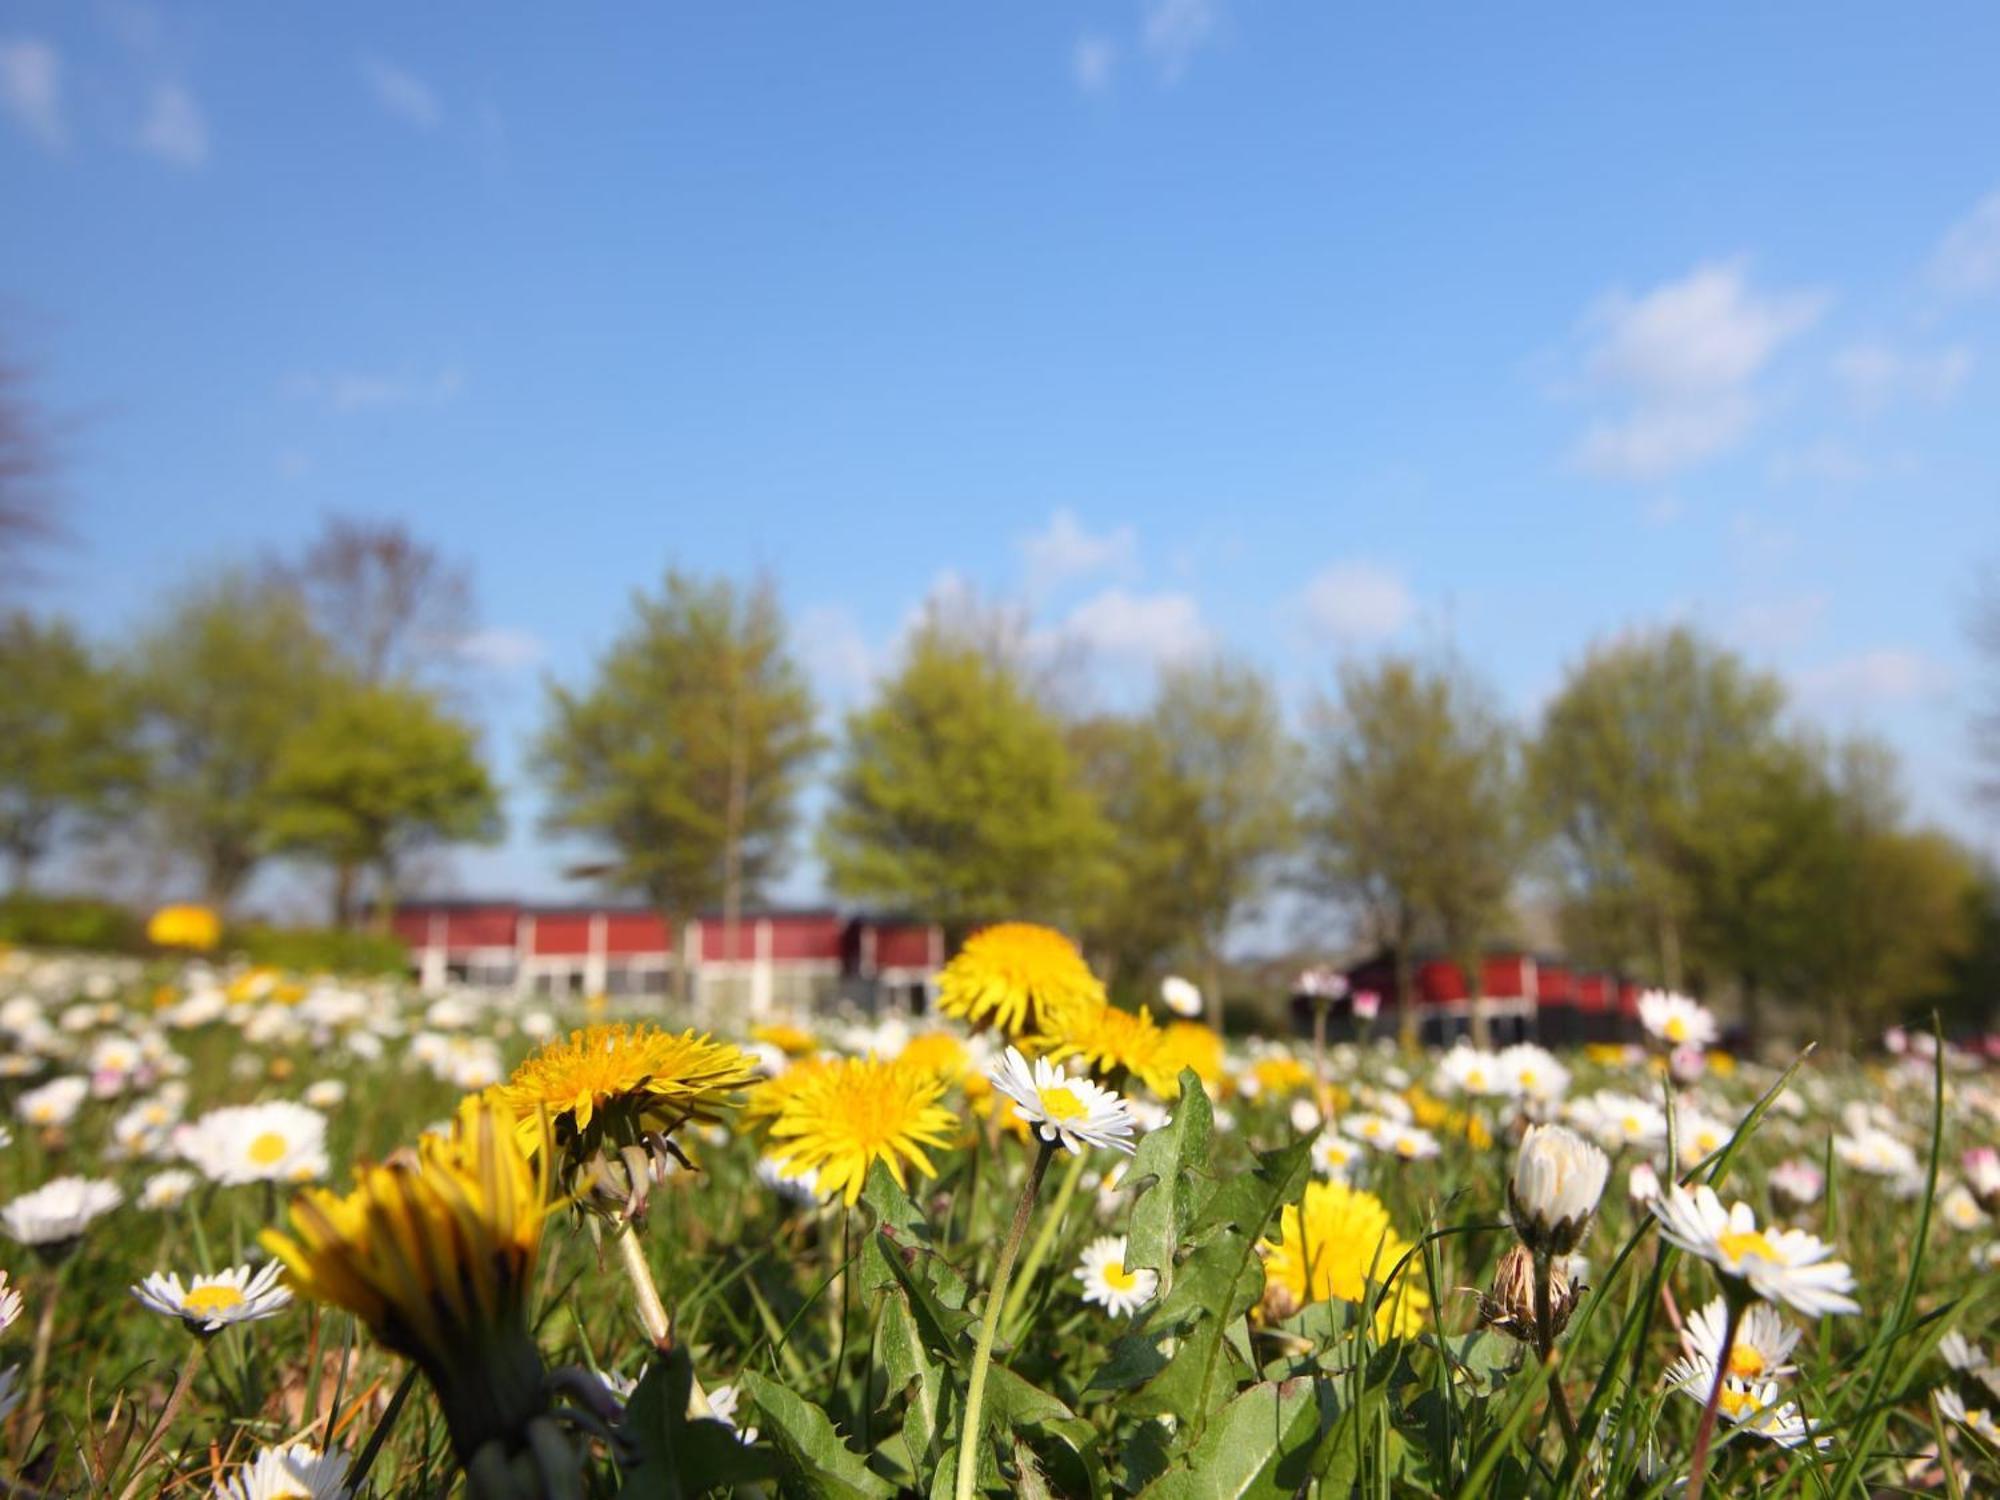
[1664,1356,1825,1449]
[1033,997,1178,1097]
[935,923,1105,1038]
[988,1047,1138,1156]
[1073,1234,1157,1317]
[1258,1179,1429,1341]
[133,1261,291,1335]
[263,1098,572,1481]
[1682,1296,1800,1382]
[490,1021,756,1165]
[1652,1184,1859,1317]
[765,1056,958,1206]
[176,1102,329,1187]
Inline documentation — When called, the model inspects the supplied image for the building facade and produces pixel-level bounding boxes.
[390,901,943,1019]
[1310,950,1643,1047]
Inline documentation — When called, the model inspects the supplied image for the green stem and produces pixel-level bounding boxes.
[610,1218,712,1417]
[999,1145,1087,1336]
[1684,1294,1744,1500]
[955,1140,1056,1500]
[20,1267,62,1444]
[112,1338,205,1500]
[1531,1253,1579,1455]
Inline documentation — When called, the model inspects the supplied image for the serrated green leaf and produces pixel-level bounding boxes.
[736,1369,895,1500]
[615,1347,778,1498]
[1137,1377,1323,1500]
[1126,1070,1215,1288]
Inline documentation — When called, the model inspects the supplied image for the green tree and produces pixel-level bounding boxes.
[1530,627,1787,989]
[269,679,503,929]
[1304,655,1523,1047]
[0,612,143,890]
[820,613,1109,938]
[131,572,335,908]
[533,571,821,939]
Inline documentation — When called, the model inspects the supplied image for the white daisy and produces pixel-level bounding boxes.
[212,1442,351,1500]
[302,1080,347,1110]
[1508,1123,1609,1256]
[705,1381,759,1444]
[1963,1147,2000,1214]
[1340,1112,1400,1148]
[1665,1356,1826,1449]
[1159,975,1203,1018]
[1387,1125,1442,1161]
[1651,1184,1859,1317]
[1941,1184,1990,1233]
[988,1047,1138,1156]
[1496,1043,1569,1103]
[1073,1234,1158,1317]
[1637,990,1718,1051]
[1628,1161,1662,1204]
[1572,1091,1668,1154]
[1768,1158,1823,1209]
[1938,1386,2000,1445]
[755,1154,823,1207]
[1311,1132,1366,1179]
[1437,1045,1510,1099]
[0,1175,122,1248]
[140,1168,200,1211]
[1940,1332,2000,1402]
[1834,1127,1918,1179]
[1682,1296,1801,1382]
[134,1261,292,1335]
[16,1075,88,1129]
[177,1102,329,1186]
[0,1271,20,1334]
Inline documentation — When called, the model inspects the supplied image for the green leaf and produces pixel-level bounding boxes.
[1125,1070,1215,1287]
[1136,1377,1323,1500]
[615,1348,778,1498]
[735,1369,895,1500]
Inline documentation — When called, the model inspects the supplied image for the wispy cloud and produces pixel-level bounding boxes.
[287,366,465,412]
[1056,588,1208,666]
[1564,258,1827,482]
[1831,343,1972,413]
[1768,439,1872,487]
[0,37,64,150]
[796,604,877,698]
[1931,187,2000,298]
[1795,648,1951,708]
[360,56,442,130]
[1143,0,1222,82]
[1019,509,1137,593]
[136,81,207,168]
[455,627,545,672]
[1071,33,1117,94]
[1301,560,1414,643]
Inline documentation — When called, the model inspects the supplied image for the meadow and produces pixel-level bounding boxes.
[0,924,1994,1498]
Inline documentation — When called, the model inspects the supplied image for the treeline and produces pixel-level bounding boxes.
[4,537,1996,1045]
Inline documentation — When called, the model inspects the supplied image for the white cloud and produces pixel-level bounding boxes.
[1019,509,1136,593]
[1830,343,1972,413]
[1730,592,1829,653]
[1768,440,1871,487]
[796,604,876,697]
[0,38,63,149]
[136,82,207,168]
[1565,259,1827,482]
[1931,187,2000,297]
[1301,561,1414,643]
[361,57,442,130]
[1058,588,1207,666]
[455,627,545,672]
[1796,649,1951,707]
[1072,33,1117,93]
[1143,0,1221,82]
[288,366,464,412]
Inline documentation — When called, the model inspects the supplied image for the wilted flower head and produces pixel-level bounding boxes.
[1509,1124,1609,1256]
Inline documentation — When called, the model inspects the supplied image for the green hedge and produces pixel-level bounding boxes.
[0,895,147,952]
[223,923,409,977]
[0,896,409,977]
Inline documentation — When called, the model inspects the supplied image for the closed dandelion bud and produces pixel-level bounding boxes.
[1508,1123,1609,1257]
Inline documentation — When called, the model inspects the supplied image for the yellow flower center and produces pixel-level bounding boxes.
[1665,1015,1690,1043]
[1466,1069,1487,1090]
[1718,1385,1757,1420]
[1519,1070,1537,1088]
[1727,1345,1766,1379]
[29,1105,52,1123]
[1039,1086,1087,1123]
[1717,1228,1781,1265]
[182,1284,246,1317]
[1103,1262,1139,1292]
[1621,1114,1643,1135]
[248,1131,290,1166]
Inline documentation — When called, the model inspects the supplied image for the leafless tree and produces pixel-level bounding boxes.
[278,515,475,684]
[0,346,64,589]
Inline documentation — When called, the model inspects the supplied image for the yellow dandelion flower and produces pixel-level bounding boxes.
[1259,1179,1429,1341]
[742,1055,833,1126]
[1035,998,1177,1097]
[751,1022,819,1057]
[147,904,220,952]
[895,1031,971,1083]
[1246,1054,1312,1098]
[1404,1087,1492,1149]
[491,1022,756,1162]
[936,923,1105,1038]
[261,1098,556,1466]
[1156,1021,1226,1090]
[767,1057,958,1206]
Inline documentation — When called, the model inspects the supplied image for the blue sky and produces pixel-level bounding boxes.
[4,2,1999,915]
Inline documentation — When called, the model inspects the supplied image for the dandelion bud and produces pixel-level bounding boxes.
[1478,1243,1579,1342]
[1508,1123,1609,1257]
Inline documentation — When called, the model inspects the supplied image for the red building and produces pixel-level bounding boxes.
[391,901,943,1018]
[1325,949,1640,1046]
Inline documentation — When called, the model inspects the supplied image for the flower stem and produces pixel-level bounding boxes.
[20,1269,62,1445]
[999,1144,1086,1336]
[955,1140,1057,1500]
[610,1217,712,1417]
[1531,1253,1579,1455]
[1684,1295,1744,1500]
[112,1337,205,1500]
